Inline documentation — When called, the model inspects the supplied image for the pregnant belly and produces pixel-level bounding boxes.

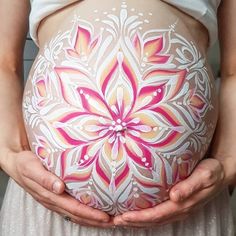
[22,1,218,215]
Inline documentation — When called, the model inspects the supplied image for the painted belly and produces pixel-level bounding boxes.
[22,2,217,215]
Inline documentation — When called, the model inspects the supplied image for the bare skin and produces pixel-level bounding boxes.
[0,0,235,229]
[37,0,209,53]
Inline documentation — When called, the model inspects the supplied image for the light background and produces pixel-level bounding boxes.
[0,38,235,232]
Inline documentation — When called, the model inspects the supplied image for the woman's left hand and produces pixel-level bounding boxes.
[113,158,226,228]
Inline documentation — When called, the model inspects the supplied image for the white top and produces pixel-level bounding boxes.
[29,0,221,47]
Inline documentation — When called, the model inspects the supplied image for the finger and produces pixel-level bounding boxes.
[114,214,188,228]
[119,198,197,224]
[119,200,181,223]
[117,199,193,225]
[41,202,114,228]
[16,151,111,223]
[17,151,65,194]
[22,176,111,223]
[116,178,220,225]
[170,158,224,202]
[53,192,111,223]
[114,215,156,228]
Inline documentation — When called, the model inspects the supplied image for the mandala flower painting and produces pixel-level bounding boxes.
[22,4,217,215]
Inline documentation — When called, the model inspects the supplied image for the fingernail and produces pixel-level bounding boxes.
[52,181,62,194]
[173,190,182,201]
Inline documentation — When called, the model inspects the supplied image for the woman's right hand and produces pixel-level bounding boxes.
[2,148,114,228]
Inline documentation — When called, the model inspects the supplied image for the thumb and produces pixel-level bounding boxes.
[169,158,223,202]
[20,151,65,194]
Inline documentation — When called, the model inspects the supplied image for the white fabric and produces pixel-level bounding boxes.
[29,0,78,46]
[0,178,234,236]
[29,0,221,47]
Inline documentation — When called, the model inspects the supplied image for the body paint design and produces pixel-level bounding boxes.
[22,1,217,215]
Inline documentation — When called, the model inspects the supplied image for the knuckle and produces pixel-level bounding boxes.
[21,163,30,177]
[40,176,51,190]
[70,207,79,216]
[201,169,214,182]
[182,185,194,198]
[40,190,52,202]
[180,182,194,196]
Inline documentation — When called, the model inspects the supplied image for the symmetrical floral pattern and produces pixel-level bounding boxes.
[22,3,217,215]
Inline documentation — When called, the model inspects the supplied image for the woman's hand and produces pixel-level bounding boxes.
[3,148,114,228]
[113,158,227,228]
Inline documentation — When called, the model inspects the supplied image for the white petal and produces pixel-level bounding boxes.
[135,125,152,132]
[85,125,103,132]
[99,129,109,137]
[117,86,123,110]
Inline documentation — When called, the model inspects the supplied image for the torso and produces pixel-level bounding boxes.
[37,0,209,54]
[23,0,218,215]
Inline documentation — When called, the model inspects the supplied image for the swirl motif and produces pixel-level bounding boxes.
[22,4,217,215]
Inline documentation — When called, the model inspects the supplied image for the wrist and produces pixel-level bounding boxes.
[0,142,29,177]
[209,77,236,187]
[0,147,14,175]
[213,154,236,187]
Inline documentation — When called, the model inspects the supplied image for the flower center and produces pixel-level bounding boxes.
[109,119,127,133]
[115,124,124,132]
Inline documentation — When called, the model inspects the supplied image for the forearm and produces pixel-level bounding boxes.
[211,0,236,186]
[0,0,30,171]
[211,76,236,186]
[0,68,29,171]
